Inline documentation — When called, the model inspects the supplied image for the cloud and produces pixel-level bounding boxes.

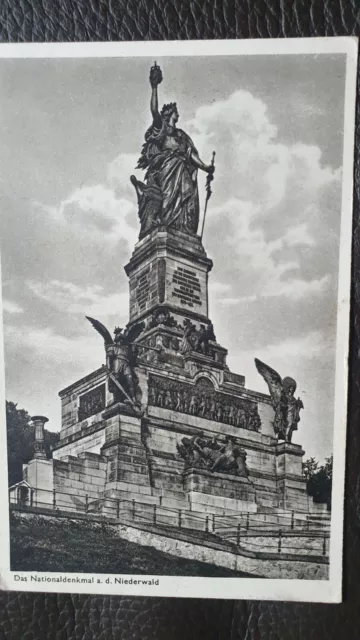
[28,280,129,320]
[262,274,331,300]
[227,330,334,397]
[107,152,140,193]
[4,324,102,367]
[189,90,340,214]
[41,183,138,249]
[208,282,245,306]
[206,198,331,303]
[183,89,341,318]
[255,330,332,362]
[2,300,23,314]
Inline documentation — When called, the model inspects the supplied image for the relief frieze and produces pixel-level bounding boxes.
[148,374,261,431]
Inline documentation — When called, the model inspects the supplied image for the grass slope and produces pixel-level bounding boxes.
[10,512,251,577]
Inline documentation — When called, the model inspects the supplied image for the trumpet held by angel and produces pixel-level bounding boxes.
[255,358,304,443]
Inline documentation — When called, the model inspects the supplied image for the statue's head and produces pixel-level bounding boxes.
[282,376,297,395]
[114,327,124,343]
[161,102,179,128]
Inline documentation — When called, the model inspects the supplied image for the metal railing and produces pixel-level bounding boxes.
[9,487,330,558]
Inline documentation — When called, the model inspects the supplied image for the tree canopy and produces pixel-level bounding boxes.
[303,455,332,510]
[6,401,60,487]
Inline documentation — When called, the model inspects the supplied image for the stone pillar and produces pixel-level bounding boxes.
[274,442,308,512]
[101,404,152,499]
[31,415,48,459]
[17,415,54,507]
[257,402,276,438]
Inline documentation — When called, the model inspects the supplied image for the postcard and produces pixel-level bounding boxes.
[0,37,357,601]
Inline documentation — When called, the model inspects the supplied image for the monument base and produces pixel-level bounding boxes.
[101,408,151,492]
[274,441,308,511]
[183,467,256,503]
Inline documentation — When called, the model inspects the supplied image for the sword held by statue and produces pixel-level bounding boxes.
[200,150,216,240]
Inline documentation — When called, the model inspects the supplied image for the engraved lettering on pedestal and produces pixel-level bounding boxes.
[172,266,202,308]
[135,267,151,312]
[157,258,166,304]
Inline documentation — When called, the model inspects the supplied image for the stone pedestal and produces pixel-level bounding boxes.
[24,458,54,507]
[31,415,49,459]
[183,468,256,504]
[274,442,308,511]
[124,228,213,325]
[101,404,151,499]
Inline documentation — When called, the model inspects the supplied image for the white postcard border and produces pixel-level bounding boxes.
[0,37,357,602]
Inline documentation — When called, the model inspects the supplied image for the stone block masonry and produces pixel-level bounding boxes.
[100,410,152,494]
[125,228,212,324]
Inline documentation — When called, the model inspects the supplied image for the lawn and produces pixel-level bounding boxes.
[10,511,251,577]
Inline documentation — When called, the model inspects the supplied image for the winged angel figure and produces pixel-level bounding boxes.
[255,358,304,443]
[86,317,144,407]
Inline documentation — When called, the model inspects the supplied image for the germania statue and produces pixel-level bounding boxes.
[130,62,215,239]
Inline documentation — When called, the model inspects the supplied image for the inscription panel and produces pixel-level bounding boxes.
[171,266,202,308]
[158,258,166,303]
[148,374,261,431]
[78,384,106,422]
[135,267,151,311]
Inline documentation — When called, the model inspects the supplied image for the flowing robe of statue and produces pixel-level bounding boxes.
[140,121,200,234]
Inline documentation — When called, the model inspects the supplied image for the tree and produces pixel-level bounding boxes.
[302,457,319,480]
[303,455,333,510]
[6,401,60,487]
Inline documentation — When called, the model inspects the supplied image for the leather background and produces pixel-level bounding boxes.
[0,1,359,638]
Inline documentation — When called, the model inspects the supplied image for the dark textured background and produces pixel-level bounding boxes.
[0,1,359,638]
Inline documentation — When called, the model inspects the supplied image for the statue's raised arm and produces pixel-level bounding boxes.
[149,62,163,130]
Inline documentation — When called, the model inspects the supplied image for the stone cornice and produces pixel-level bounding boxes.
[146,413,278,453]
[124,228,213,276]
[59,367,106,398]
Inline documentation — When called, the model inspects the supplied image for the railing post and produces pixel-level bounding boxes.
[246,512,249,531]
[291,510,294,530]
[117,499,120,519]
[52,489,56,509]
[278,529,282,553]
[212,513,216,532]
[205,516,209,533]
[153,504,157,525]
[323,534,327,556]
[132,499,135,520]
[306,515,310,531]
[85,494,89,514]
[178,509,182,529]
[237,523,241,546]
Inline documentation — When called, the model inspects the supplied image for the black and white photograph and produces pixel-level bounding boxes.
[0,39,357,602]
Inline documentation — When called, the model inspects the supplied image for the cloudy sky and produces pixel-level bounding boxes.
[0,53,347,461]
